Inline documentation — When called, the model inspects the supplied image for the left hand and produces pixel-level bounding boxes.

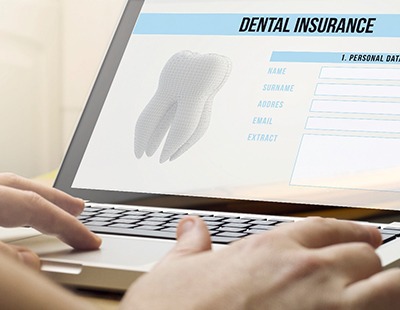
[0,173,102,269]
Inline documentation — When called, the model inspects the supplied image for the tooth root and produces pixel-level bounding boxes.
[134,95,175,158]
[165,101,213,162]
[146,103,177,157]
[159,99,208,163]
[135,50,231,163]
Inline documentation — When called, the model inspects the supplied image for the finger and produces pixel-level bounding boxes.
[24,194,102,250]
[343,268,400,309]
[317,242,382,285]
[0,242,40,270]
[158,216,211,265]
[0,186,101,250]
[0,173,84,216]
[277,217,382,249]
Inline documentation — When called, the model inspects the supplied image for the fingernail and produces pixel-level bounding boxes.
[82,233,102,250]
[181,218,195,235]
[93,234,103,246]
[370,227,383,247]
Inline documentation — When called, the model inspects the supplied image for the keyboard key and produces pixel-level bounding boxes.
[222,223,251,229]
[201,216,226,222]
[171,214,188,220]
[381,228,400,236]
[223,218,251,224]
[119,215,147,221]
[85,221,110,227]
[251,224,276,231]
[147,212,173,218]
[215,232,248,238]
[134,225,162,231]
[203,220,224,227]
[96,213,121,219]
[112,219,140,224]
[139,221,165,227]
[250,220,278,226]
[87,216,115,222]
[381,233,397,244]
[163,222,179,228]
[211,235,241,244]
[109,223,136,228]
[84,206,103,212]
[124,211,151,216]
[218,227,246,233]
[145,217,170,223]
[205,225,219,231]
[80,211,99,216]
[161,227,177,233]
[100,209,126,214]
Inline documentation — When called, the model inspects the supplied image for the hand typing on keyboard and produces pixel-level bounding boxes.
[1,173,400,309]
[122,216,400,310]
[0,173,101,269]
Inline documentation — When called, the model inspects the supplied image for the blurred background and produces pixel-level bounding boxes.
[0,0,125,178]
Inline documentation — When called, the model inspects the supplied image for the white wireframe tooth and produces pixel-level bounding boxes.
[134,50,231,163]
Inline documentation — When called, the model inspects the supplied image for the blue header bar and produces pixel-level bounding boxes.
[271,52,400,64]
[133,13,400,37]
[271,52,344,63]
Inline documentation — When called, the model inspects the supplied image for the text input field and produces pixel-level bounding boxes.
[291,135,400,191]
[315,83,400,98]
[320,67,400,80]
[306,117,400,133]
[311,100,400,115]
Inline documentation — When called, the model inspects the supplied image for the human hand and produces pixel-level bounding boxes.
[0,173,101,269]
[121,216,400,309]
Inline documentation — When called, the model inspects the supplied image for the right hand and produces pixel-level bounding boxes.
[121,216,400,309]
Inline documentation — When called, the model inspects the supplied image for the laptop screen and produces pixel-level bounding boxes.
[57,0,400,211]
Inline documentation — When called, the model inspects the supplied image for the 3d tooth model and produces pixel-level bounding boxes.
[134,50,232,163]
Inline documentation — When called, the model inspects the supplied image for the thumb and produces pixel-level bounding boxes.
[0,242,41,270]
[160,216,212,264]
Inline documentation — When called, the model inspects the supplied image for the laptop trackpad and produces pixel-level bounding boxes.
[11,234,176,272]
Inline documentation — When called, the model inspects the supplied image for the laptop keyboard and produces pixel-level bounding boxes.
[79,205,400,245]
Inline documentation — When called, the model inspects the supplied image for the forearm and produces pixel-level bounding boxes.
[0,252,97,310]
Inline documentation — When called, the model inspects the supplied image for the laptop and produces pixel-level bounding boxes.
[5,0,400,291]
